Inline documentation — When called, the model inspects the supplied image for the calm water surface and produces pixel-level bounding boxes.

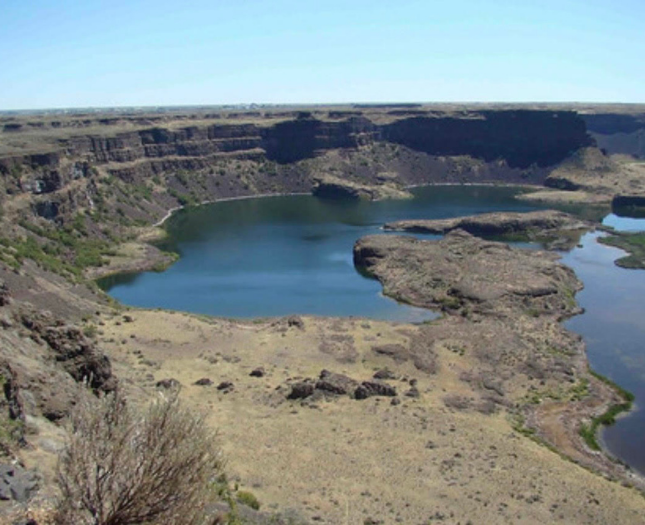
[101,187,645,474]
[101,186,543,320]
[562,224,645,476]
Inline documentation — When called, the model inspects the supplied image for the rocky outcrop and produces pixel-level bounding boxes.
[354,381,397,400]
[0,281,10,307]
[612,194,645,217]
[354,229,582,317]
[20,311,116,394]
[612,194,645,208]
[583,113,645,135]
[544,148,618,192]
[583,112,645,158]
[287,370,398,402]
[539,147,645,202]
[315,370,359,395]
[384,210,593,249]
[312,175,412,201]
[0,275,117,457]
[0,464,40,502]
[287,381,315,400]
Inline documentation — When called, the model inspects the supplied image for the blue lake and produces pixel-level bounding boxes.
[100,186,547,320]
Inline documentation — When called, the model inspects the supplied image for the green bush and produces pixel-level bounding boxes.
[236,490,260,510]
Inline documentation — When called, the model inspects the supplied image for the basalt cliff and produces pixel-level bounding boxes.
[0,107,595,224]
[2,105,644,229]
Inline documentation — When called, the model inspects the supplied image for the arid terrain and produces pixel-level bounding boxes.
[1,104,645,524]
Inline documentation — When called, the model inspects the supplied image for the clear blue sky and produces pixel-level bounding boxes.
[1,0,643,109]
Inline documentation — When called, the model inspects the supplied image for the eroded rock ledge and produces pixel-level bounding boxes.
[384,209,593,249]
[312,175,412,201]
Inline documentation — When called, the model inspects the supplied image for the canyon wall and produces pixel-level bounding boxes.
[0,107,611,225]
[582,113,645,158]
[1,109,593,176]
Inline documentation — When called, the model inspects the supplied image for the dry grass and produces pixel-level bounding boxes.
[97,310,645,524]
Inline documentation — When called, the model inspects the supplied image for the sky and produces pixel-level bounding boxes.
[1,0,644,110]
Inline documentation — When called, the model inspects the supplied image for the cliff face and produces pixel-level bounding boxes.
[384,111,592,168]
[582,113,645,158]
[63,124,263,164]
[0,107,596,226]
[1,109,593,174]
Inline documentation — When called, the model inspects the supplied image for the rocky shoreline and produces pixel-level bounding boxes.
[354,228,644,490]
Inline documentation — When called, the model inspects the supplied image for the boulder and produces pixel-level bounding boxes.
[286,315,304,329]
[217,381,234,392]
[315,370,359,396]
[404,387,420,398]
[354,381,397,400]
[156,378,181,389]
[373,368,396,380]
[287,382,315,400]
[0,464,40,502]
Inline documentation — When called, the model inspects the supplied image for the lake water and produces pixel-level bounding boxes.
[100,187,645,475]
[100,186,545,320]
[562,225,645,476]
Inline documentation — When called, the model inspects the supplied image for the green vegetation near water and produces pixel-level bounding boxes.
[0,217,118,279]
[599,232,645,269]
[579,370,635,452]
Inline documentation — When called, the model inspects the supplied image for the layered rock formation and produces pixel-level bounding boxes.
[384,110,592,168]
[0,108,594,226]
[1,109,592,173]
[384,209,593,249]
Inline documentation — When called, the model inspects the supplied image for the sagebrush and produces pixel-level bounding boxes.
[55,390,224,525]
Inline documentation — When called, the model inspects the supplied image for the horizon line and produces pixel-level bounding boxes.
[2,100,645,115]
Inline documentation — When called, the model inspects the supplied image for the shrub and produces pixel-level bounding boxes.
[236,490,260,510]
[54,390,224,525]
[82,324,98,339]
